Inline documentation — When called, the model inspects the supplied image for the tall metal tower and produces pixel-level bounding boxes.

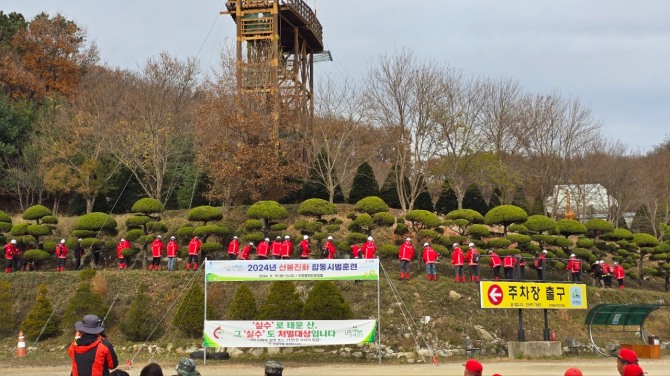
[222,0,331,160]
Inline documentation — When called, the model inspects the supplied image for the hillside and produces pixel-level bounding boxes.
[1,265,669,366]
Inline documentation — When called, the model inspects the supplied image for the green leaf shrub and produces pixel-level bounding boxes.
[119,284,161,341]
[259,281,303,320]
[131,198,164,214]
[227,284,258,320]
[187,205,223,224]
[173,282,214,338]
[353,196,389,214]
[302,281,353,320]
[0,281,15,336]
[21,284,61,340]
[22,205,52,221]
[556,219,587,236]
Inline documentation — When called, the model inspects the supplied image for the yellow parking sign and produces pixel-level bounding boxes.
[479,281,587,309]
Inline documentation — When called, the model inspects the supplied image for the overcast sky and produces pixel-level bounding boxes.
[5,0,669,153]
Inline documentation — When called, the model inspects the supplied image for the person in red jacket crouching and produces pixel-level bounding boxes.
[398,238,414,281]
[422,242,438,282]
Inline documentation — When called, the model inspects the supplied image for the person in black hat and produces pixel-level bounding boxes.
[264,360,284,376]
[67,314,118,375]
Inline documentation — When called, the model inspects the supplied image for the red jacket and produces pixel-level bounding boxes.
[465,248,479,266]
[166,240,178,257]
[281,240,293,258]
[451,247,464,266]
[323,241,336,259]
[151,239,164,257]
[4,243,16,260]
[257,241,270,257]
[503,255,516,268]
[601,263,611,275]
[422,246,438,264]
[228,239,240,256]
[614,264,625,279]
[188,238,201,256]
[398,242,414,261]
[351,244,360,258]
[117,240,131,258]
[489,253,501,268]
[67,334,118,376]
[56,244,68,259]
[270,241,282,257]
[361,241,376,259]
[534,254,546,269]
[566,258,582,273]
[240,244,252,260]
[300,240,310,258]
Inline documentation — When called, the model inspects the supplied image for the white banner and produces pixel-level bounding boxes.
[204,320,377,347]
[205,259,379,281]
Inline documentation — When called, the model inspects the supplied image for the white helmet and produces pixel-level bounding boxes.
[249,242,254,245]
[423,242,429,247]
[121,238,125,242]
[599,260,604,264]
[367,236,373,241]
[60,239,66,244]
[406,238,411,242]
[156,235,162,239]
[276,236,281,239]
[265,238,270,242]
[570,254,576,258]
[284,235,290,239]
[468,243,475,247]
[327,236,333,240]
[78,238,82,242]
[542,250,548,254]
[453,243,458,248]
[303,235,309,240]
[170,236,176,240]
[233,236,238,239]
[10,239,17,244]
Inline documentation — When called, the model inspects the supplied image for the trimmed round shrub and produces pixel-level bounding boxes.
[556,219,587,236]
[246,201,289,220]
[242,232,264,243]
[41,215,58,225]
[445,209,484,223]
[353,196,389,214]
[467,224,490,237]
[0,222,12,232]
[487,238,512,248]
[324,224,340,233]
[10,223,29,236]
[80,238,104,249]
[74,212,118,231]
[43,240,57,253]
[373,212,395,226]
[0,210,11,223]
[605,228,634,241]
[187,205,223,224]
[121,247,141,257]
[22,205,52,221]
[131,198,164,214]
[193,225,230,239]
[507,233,531,245]
[294,220,322,233]
[576,238,595,248]
[551,236,573,248]
[405,210,441,228]
[353,213,373,227]
[394,223,409,236]
[418,229,440,239]
[72,230,98,238]
[523,215,556,233]
[201,242,223,255]
[484,205,528,227]
[23,249,51,262]
[27,224,51,237]
[244,219,263,231]
[585,219,614,234]
[346,232,368,245]
[125,229,146,241]
[633,233,659,247]
[271,223,288,231]
[378,244,397,258]
[126,215,151,227]
[145,221,168,233]
[298,198,337,217]
[508,224,528,234]
[176,226,195,239]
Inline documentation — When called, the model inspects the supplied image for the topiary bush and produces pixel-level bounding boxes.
[523,215,556,234]
[22,205,52,223]
[131,198,164,215]
[484,205,528,236]
[507,233,531,246]
[126,215,151,227]
[246,201,289,237]
[298,198,337,221]
[302,281,353,320]
[585,219,614,239]
[0,210,11,224]
[10,223,29,236]
[487,238,512,249]
[201,242,223,256]
[119,284,161,342]
[74,212,118,233]
[258,281,303,320]
[193,225,229,239]
[467,224,490,238]
[576,237,595,248]
[508,224,528,234]
[227,284,258,320]
[556,219,587,236]
[346,232,368,245]
[187,205,223,225]
[604,228,634,241]
[378,244,397,259]
[353,196,389,214]
[21,284,61,341]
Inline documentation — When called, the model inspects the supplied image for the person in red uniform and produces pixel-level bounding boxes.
[68,314,118,376]
[149,235,164,271]
[56,239,68,272]
[240,242,253,260]
[186,236,201,271]
[534,250,548,281]
[116,238,131,269]
[488,250,502,280]
[227,236,240,260]
[361,236,376,259]
[351,243,361,259]
[281,235,293,259]
[398,238,414,281]
[257,238,270,260]
[299,235,311,259]
[166,236,178,271]
[601,260,612,288]
[613,262,625,289]
[566,254,582,282]
[451,243,465,283]
[465,243,480,282]
[323,236,336,259]
[270,236,282,260]
[616,348,642,376]
[422,242,438,281]
[4,239,17,273]
[503,253,516,280]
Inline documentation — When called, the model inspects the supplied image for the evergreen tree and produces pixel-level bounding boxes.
[119,284,160,341]
[413,176,434,211]
[631,205,654,234]
[302,281,353,320]
[227,283,258,320]
[488,187,503,210]
[511,186,530,213]
[435,179,458,214]
[61,280,109,332]
[379,167,405,209]
[21,284,61,341]
[300,149,345,203]
[529,193,545,216]
[348,161,379,204]
[462,184,488,215]
[0,281,15,337]
[259,281,303,320]
[173,282,215,338]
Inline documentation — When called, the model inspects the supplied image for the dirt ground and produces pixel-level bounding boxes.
[1,358,668,376]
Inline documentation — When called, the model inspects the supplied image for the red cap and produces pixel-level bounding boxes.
[564,368,583,376]
[492,374,503,376]
[623,364,644,376]
[618,348,639,364]
[463,359,483,374]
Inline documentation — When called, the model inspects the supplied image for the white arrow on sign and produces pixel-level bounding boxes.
[487,284,503,305]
